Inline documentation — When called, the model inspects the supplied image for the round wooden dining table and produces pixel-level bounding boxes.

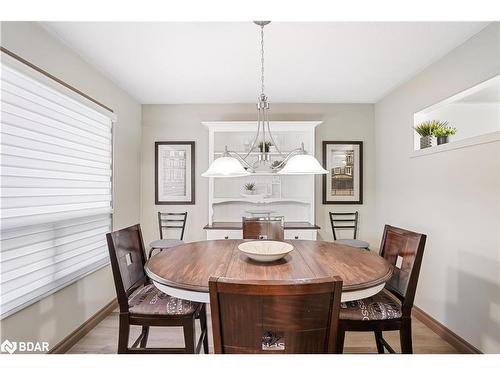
[145,239,393,303]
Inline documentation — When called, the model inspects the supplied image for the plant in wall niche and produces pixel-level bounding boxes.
[258,141,272,153]
[433,124,456,145]
[243,182,256,195]
[414,120,446,149]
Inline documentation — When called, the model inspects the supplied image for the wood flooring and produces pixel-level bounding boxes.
[68,309,459,354]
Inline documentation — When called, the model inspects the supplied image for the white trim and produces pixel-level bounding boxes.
[110,120,116,229]
[410,131,500,158]
[152,280,385,304]
[213,197,311,205]
[208,126,215,225]
[152,281,210,304]
[340,284,385,303]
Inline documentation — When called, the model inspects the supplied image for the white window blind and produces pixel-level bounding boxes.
[0,61,114,319]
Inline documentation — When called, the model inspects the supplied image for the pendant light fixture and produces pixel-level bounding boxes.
[202,21,328,178]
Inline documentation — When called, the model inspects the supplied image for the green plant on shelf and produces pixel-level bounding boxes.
[414,120,447,136]
[432,124,456,137]
[243,182,256,192]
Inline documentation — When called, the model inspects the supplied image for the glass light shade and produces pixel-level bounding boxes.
[277,154,328,175]
[202,156,251,178]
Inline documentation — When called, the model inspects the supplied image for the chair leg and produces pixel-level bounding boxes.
[140,326,149,348]
[335,326,346,354]
[118,314,130,354]
[183,319,196,354]
[400,320,413,354]
[374,331,385,354]
[199,305,209,354]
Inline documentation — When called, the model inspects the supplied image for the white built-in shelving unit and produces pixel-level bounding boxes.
[203,121,321,240]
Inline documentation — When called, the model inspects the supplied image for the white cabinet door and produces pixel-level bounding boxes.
[206,230,243,240]
[284,230,317,240]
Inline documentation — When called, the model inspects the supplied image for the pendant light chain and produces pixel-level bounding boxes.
[260,24,265,96]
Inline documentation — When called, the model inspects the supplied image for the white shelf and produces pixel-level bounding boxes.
[210,172,282,180]
[213,197,311,205]
[411,131,500,158]
[210,171,283,177]
[214,151,293,156]
[246,172,280,176]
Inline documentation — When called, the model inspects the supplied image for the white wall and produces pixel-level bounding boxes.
[375,22,500,353]
[0,22,142,349]
[141,104,376,247]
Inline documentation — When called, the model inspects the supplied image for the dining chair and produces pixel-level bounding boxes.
[329,211,370,249]
[242,216,284,240]
[335,225,427,354]
[106,224,208,354]
[148,212,187,258]
[209,276,343,354]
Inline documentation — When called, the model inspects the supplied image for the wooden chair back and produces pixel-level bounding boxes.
[242,216,284,240]
[106,224,148,313]
[329,211,359,240]
[158,212,187,240]
[209,277,343,354]
[379,225,427,314]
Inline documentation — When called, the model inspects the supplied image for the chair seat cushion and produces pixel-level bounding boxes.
[340,290,402,321]
[128,284,199,316]
[334,239,370,248]
[149,239,184,249]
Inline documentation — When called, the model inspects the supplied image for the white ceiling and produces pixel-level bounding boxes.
[41,22,489,104]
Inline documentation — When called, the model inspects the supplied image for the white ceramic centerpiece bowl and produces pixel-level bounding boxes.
[238,241,294,262]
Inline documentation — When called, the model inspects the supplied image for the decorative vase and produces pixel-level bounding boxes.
[436,136,449,145]
[420,136,434,149]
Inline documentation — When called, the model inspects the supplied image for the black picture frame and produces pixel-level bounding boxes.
[322,141,363,204]
[155,141,195,205]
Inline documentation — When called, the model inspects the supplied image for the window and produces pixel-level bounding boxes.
[0,59,114,318]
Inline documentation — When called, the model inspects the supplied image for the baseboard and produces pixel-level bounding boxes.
[49,299,118,354]
[412,305,481,354]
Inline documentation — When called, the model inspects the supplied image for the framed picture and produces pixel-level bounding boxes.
[322,141,363,204]
[155,141,195,205]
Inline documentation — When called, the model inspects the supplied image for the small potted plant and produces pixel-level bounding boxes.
[258,141,272,153]
[243,182,256,195]
[414,120,445,149]
[433,123,456,145]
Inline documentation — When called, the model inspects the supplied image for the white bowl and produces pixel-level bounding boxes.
[238,241,294,262]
